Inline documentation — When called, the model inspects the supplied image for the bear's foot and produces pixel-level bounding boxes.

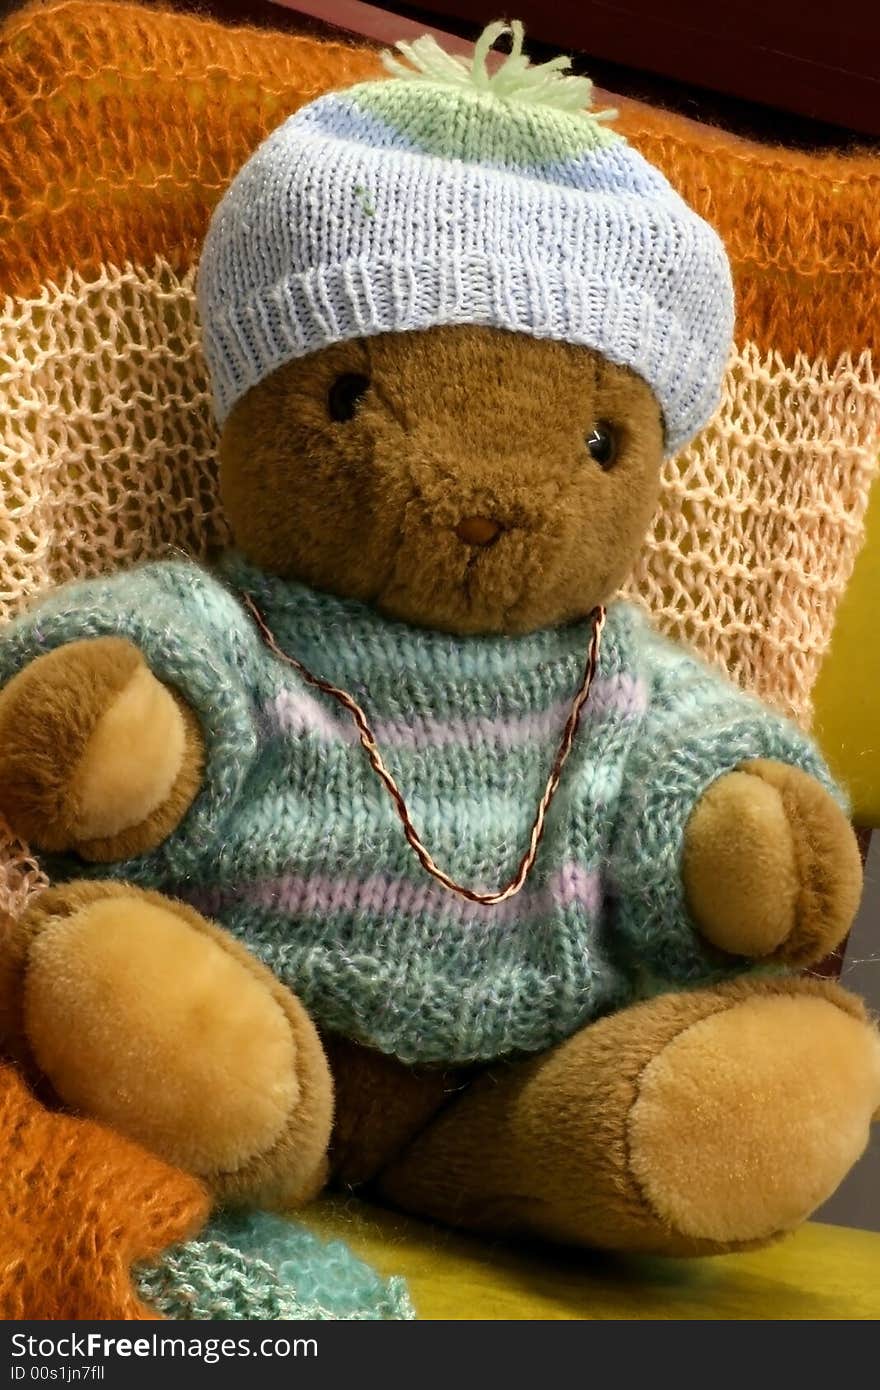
[371,977,880,1255]
[0,880,333,1210]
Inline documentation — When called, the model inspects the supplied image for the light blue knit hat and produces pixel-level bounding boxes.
[198,20,734,453]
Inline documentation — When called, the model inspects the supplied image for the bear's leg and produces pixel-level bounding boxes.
[0,880,333,1211]
[370,977,880,1255]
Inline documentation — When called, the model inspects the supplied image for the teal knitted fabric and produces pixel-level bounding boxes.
[134,1211,415,1320]
[0,554,837,1064]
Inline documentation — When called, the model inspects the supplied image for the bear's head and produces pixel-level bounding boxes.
[219,327,664,635]
[200,24,732,635]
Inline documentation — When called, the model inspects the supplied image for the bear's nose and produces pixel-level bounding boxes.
[455,516,503,547]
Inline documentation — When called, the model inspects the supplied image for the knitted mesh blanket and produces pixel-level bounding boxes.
[0,1065,414,1320]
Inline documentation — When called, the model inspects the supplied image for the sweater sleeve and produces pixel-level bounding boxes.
[609,618,841,985]
[0,561,263,880]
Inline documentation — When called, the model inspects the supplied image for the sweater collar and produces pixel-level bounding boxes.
[217,552,634,709]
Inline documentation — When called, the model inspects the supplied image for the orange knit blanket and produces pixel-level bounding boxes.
[0,1064,209,1319]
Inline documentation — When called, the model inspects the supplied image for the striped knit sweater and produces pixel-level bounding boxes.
[0,554,835,1065]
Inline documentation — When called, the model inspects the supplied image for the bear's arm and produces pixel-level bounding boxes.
[608,621,844,984]
[0,561,262,864]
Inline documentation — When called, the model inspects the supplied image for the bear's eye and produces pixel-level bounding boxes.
[328,373,370,422]
[586,421,618,470]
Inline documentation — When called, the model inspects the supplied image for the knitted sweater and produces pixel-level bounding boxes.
[0,554,835,1065]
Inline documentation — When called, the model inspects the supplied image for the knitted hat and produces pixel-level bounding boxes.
[198,21,734,453]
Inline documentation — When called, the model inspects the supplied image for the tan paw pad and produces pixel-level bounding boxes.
[629,993,880,1244]
[24,897,299,1177]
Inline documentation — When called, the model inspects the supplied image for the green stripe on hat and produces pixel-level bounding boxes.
[351,79,619,165]
[351,20,619,166]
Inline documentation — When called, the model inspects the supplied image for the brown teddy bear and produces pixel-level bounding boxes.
[0,26,877,1257]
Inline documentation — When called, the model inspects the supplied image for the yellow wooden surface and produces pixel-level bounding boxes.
[814,475,880,827]
[305,1196,880,1320]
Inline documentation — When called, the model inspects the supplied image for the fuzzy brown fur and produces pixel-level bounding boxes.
[628,989,880,1244]
[0,638,204,859]
[325,1034,464,1189]
[683,759,863,963]
[740,760,863,965]
[220,326,665,635]
[354,978,879,1256]
[74,694,204,863]
[225,327,862,966]
[2,880,333,1210]
[0,637,140,849]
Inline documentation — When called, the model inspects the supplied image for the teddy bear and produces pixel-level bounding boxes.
[0,23,878,1258]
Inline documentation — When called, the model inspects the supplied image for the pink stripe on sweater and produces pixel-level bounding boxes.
[204,860,602,928]
[265,674,647,748]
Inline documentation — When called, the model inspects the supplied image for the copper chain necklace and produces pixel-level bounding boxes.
[241,592,606,907]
